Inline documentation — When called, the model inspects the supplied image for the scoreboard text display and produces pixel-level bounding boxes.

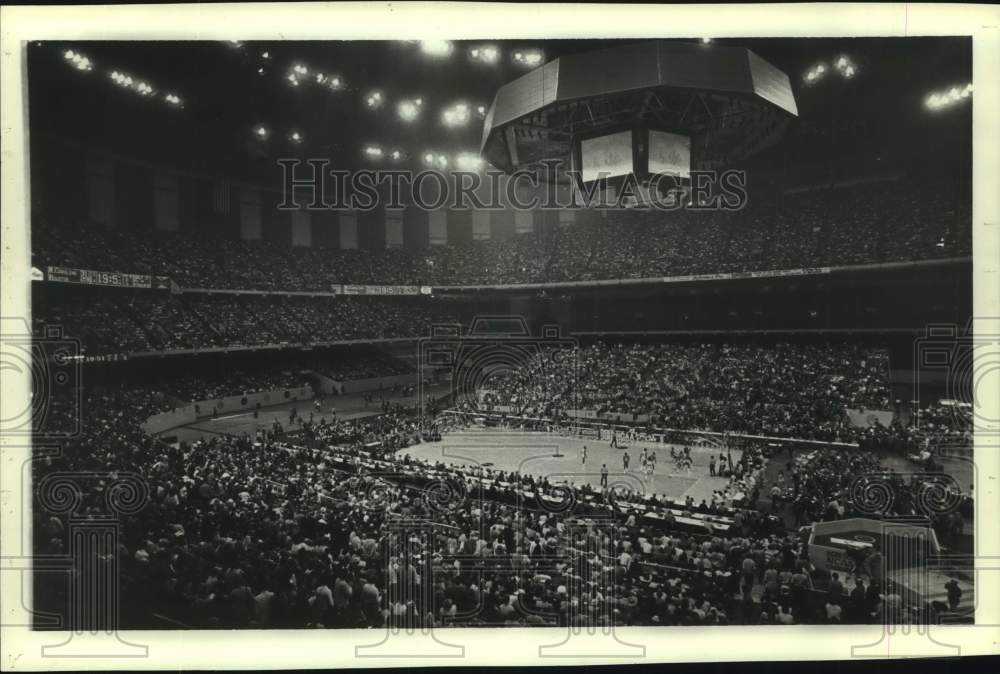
[580,130,635,183]
[648,130,691,178]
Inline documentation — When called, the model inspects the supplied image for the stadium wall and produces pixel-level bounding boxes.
[438,259,971,335]
[142,385,314,435]
[30,135,588,250]
[309,371,416,396]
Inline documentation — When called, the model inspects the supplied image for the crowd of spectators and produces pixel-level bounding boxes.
[779,448,969,549]
[906,403,974,452]
[32,288,460,355]
[480,341,893,443]
[29,383,815,629]
[33,360,968,630]
[32,176,969,291]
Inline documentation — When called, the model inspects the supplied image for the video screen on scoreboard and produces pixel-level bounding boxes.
[580,130,634,183]
[648,130,691,178]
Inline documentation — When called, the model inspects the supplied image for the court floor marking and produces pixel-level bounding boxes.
[399,430,740,502]
[176,424,231,438]
[209,411,255,422]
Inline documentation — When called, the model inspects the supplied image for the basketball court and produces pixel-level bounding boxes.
[396,426,742,504]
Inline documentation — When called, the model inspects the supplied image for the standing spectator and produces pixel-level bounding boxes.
[945,579,963,611]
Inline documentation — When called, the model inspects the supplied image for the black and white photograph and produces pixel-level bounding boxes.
[1,2,998,669]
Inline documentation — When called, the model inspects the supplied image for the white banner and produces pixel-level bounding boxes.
[334,285,432,296]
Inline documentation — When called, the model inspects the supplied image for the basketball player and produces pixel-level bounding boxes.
[581,445,588,465]
[623,451,630,473]
[609,429,619,449]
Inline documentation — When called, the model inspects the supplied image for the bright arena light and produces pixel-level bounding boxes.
[397,99,421,122]
[293,63,308,75]
[390,149,403,161]
[420,40,453,57]
[289,131,303,143]
[512,50,544,67]
[803,63,827,84]
[925,83,973,111]
[100,58,181,106]
[476,104,487,117]
[366,90,385,109]
[834,56,857,79]
[420,151,450,169]
[64,49,93,71]
[442,102,470,127]
[329,76,343,90]
[287,73,299,87]
[363,145,384,158]
[469,44,499,63]
[254,125,269,139]
[455,153,484,171]
[701,38,713,44]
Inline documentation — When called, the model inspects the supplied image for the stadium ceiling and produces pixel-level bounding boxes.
[480,40,799,175]
[27,37,971,185]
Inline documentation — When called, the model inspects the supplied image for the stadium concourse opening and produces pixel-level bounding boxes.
[26,35,974,631]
